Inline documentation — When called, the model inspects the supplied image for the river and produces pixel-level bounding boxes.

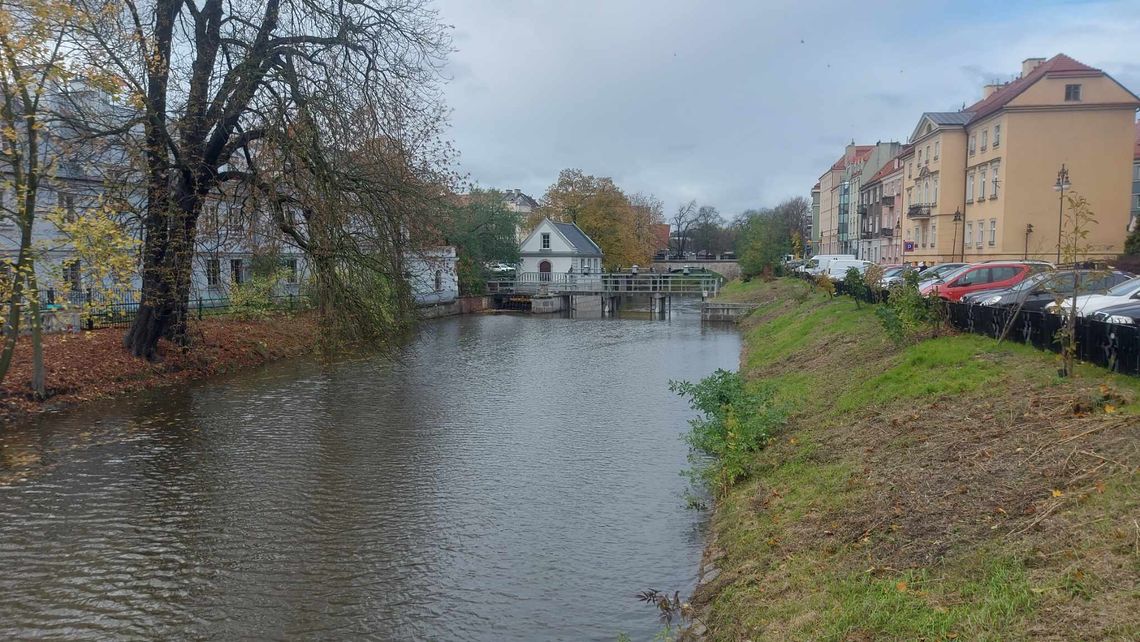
[0,302,739,640]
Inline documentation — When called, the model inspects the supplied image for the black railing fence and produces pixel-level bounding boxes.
[35,289,308,331]
[795,272,1140,376]
[945,302,1140,376]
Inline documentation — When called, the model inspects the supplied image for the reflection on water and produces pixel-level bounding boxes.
[0,301,739,640]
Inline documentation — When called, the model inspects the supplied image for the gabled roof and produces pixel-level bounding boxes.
[867,157,903,184]
[552,221,603,255]
[964,54,1102,123]
[911,112,974,142]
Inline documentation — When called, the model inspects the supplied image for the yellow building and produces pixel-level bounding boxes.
[901,54,1139,264]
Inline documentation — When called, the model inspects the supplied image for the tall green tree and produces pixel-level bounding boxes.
[444,188,521,294]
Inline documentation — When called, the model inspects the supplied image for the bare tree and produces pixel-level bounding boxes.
[670,199,696,258]
[66,0,451,359]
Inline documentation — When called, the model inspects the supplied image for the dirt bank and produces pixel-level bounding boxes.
[0,313,320,425]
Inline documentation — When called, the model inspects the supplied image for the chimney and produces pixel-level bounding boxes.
[1021,57,1046,77]
[982,83,1000,100]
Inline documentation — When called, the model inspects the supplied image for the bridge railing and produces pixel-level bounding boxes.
[487,272,721,296]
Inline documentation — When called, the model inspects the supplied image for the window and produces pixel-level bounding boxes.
[917,149,922,164]
[924,145,930,165]
[906,186,912,205]
[1135,194,1140,210]
[991,161,1000,198]
[979,166,987,200]
[1064,84,1082,101]
[934,141,940,160]
[541,232,550,249]
[62,193,77,223]
[206,258,221,287]
[923,178,930,204]
[989,219,997,246]
[64,260,81,292]
[230,258,244,285]
[968,134,976,155]
[993,124,1000,148]
[966,171,975,201]
[933,175,939,203]
[434,269,443,292]
[990,266,1018,282]
[976,220,984,247]
[930,224,937,248]
[282,257,298,284]
[921,224,927,247]
[966,222,973,246]
[908,163,912,178]
[980,129,988,151]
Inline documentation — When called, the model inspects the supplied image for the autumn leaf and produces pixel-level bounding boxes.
[1103,404,1116,414]
[896,581,908,593]
[1051,489,1064,498]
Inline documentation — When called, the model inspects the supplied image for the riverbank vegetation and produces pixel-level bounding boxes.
[688,278,1139,640]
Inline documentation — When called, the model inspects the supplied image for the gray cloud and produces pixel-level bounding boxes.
[435,0,1140,215]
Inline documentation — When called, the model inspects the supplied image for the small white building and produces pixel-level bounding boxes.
[406,246,459,306]
[519,219,603,277]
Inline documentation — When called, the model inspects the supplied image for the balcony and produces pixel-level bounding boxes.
[860,230,875,240]
[857,205,868,216]
[907,204,932,219]
[880,227,894,238]
[881,194,895,206]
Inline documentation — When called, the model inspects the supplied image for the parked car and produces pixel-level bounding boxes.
[1047,276,1140,317]
[923,262,1044,302]
[1091,300,1140,324]
[825,259,872,282]
[965,269,1134,311]
[488,263,515,274]
[1090,299,1140,325]
[914,262,967,288]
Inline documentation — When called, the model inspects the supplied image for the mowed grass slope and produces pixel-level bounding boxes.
[695,278,1140,641]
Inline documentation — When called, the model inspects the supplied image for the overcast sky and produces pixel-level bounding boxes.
[433,0,1140,218]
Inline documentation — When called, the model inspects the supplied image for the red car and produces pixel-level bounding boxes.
[923,262,1043,302]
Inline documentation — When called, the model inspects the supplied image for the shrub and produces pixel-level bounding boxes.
[229,269,288,320]
[864,264,885,302]
[670,370,784,497]
[876,270,942,343]
[814,273,835,298]
[843,267,868,308]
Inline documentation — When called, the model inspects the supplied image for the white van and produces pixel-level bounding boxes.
[826,259,872,282]
[802,254,856,276]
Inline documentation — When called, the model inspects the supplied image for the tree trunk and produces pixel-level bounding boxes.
[27,273,45,399]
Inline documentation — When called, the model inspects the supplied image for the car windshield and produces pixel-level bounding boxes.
[923,264,963,280]
[1105,276,1140,297]
[883,267,903,277]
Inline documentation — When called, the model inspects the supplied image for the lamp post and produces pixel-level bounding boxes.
[895,219,901,263]
[1024,223,1034,260]
[952,209,963,262]
[1053,164,1071,265]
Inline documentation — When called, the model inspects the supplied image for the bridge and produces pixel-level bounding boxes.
[486,272,723,314]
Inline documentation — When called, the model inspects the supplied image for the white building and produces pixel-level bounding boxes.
[406,246,459,306]
[518,219,603,277]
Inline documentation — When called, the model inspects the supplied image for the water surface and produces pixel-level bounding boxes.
[0,303,739,640]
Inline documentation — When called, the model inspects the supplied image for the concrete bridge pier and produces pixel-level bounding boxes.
[652,293,668,316]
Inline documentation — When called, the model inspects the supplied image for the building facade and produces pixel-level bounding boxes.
[858,148,907,264]
[809,182,820,255]
[900,55,1139,263]
[518,219,603,277]
[1131,121,1140,234]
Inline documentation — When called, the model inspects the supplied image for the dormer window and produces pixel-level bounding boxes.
[541,232,550,249]
[1064,84,1082,101]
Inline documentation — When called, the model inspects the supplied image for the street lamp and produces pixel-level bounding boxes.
[1024,223,1034,260]
[1053,164,1071,264]
[952,209,963,262]
[895,219,901,263]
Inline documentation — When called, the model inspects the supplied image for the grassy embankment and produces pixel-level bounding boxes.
[694,278,1139,641]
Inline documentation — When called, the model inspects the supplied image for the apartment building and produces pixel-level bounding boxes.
[817,142,899,254]
[857,147,908,264]
[810,182,821,255]
[901,54,1138,263]
[1131,121,1140,233]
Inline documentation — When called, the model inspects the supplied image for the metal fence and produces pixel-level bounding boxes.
[37,289,308,331]
[946,302,1140,376]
